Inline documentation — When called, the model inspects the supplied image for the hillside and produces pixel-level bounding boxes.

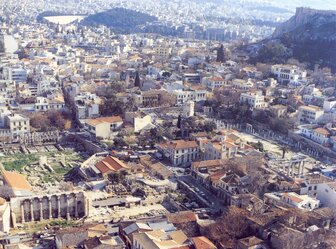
[273,7,336,40]
[250,7,336,71]
[81,8,158,34]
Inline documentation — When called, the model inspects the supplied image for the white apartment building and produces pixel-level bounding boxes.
[2,67,28,82]
[4,113,30,138]
[271,64,307,85]
[74,93,100,120]
[232,79,254,90]
[157,140,199,167]
[35,96,65,112]
[299,126,331,145]
[240,92,265,109]
[299,176,336,209]
[323,98,336,112]
[265,192,320,210]
[125,112,153,133]
[202,76,227,91]
[85,116,123,139]
[173,89,207,105]
[298,105,324,124]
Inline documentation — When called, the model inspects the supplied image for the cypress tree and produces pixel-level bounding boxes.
[134,72,141,87]
[216,44,225,63]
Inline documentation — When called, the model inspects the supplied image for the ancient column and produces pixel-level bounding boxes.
[39,199,43,221]
[297,161,301,176]
[66,197,70,220]
[48,198,52,219]
[74,195,78,218]
[57,196,61,218]
[30,201,34,222]
[21,203,25,223]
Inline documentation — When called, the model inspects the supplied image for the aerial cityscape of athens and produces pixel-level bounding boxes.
[0,0,335,248]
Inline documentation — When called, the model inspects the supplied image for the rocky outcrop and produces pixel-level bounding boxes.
[273,7,336,40]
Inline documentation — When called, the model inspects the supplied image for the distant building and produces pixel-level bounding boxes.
[271,64,307,85]
[155,46,172,58]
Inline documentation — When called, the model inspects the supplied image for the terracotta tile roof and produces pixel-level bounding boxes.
[209,170,226,184]
[314,128,330,136]
[209,77,224,82]
[192,236,217,249]
[95,156,128,174]
[282,193,303,203]
[160,140,198,150]
[299,105,321,112]
[2,171,32,191]
[86,116,123,127]
[166,211,197,224]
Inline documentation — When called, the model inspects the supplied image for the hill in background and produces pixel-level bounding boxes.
[249,7,336,71]
[81,8,158,34]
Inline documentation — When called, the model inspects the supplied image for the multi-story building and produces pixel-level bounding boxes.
[173,88,207,105]
[202,77,227,91]
[232,79,254,90]
[35,96,65,112]
[264,192,320,210]
[155,46,172,58]
[85,116,123,139]
[299,126,331,145]
[4,113,30,138]
[74,93,100,120]
[240,92,265,109]
[157,140,199,167]
[2,67,28,82]
[271,64,307,85]
[203,140,239,160]
[298,105,324,124]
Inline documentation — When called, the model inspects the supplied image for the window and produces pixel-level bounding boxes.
[314,186,317,190]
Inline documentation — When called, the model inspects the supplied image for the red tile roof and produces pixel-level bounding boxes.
[95,156,128,174]
[192,236,217,249]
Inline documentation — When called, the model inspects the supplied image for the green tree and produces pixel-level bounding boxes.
[216,44,225,63]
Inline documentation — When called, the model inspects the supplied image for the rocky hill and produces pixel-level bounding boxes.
[250,7,336,71]
[273,7,336,40]
[81,8,157,34]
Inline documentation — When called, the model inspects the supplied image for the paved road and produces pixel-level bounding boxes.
[178,175,225,213]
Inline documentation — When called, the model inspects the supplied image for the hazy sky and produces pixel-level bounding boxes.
[255,0,336,10]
